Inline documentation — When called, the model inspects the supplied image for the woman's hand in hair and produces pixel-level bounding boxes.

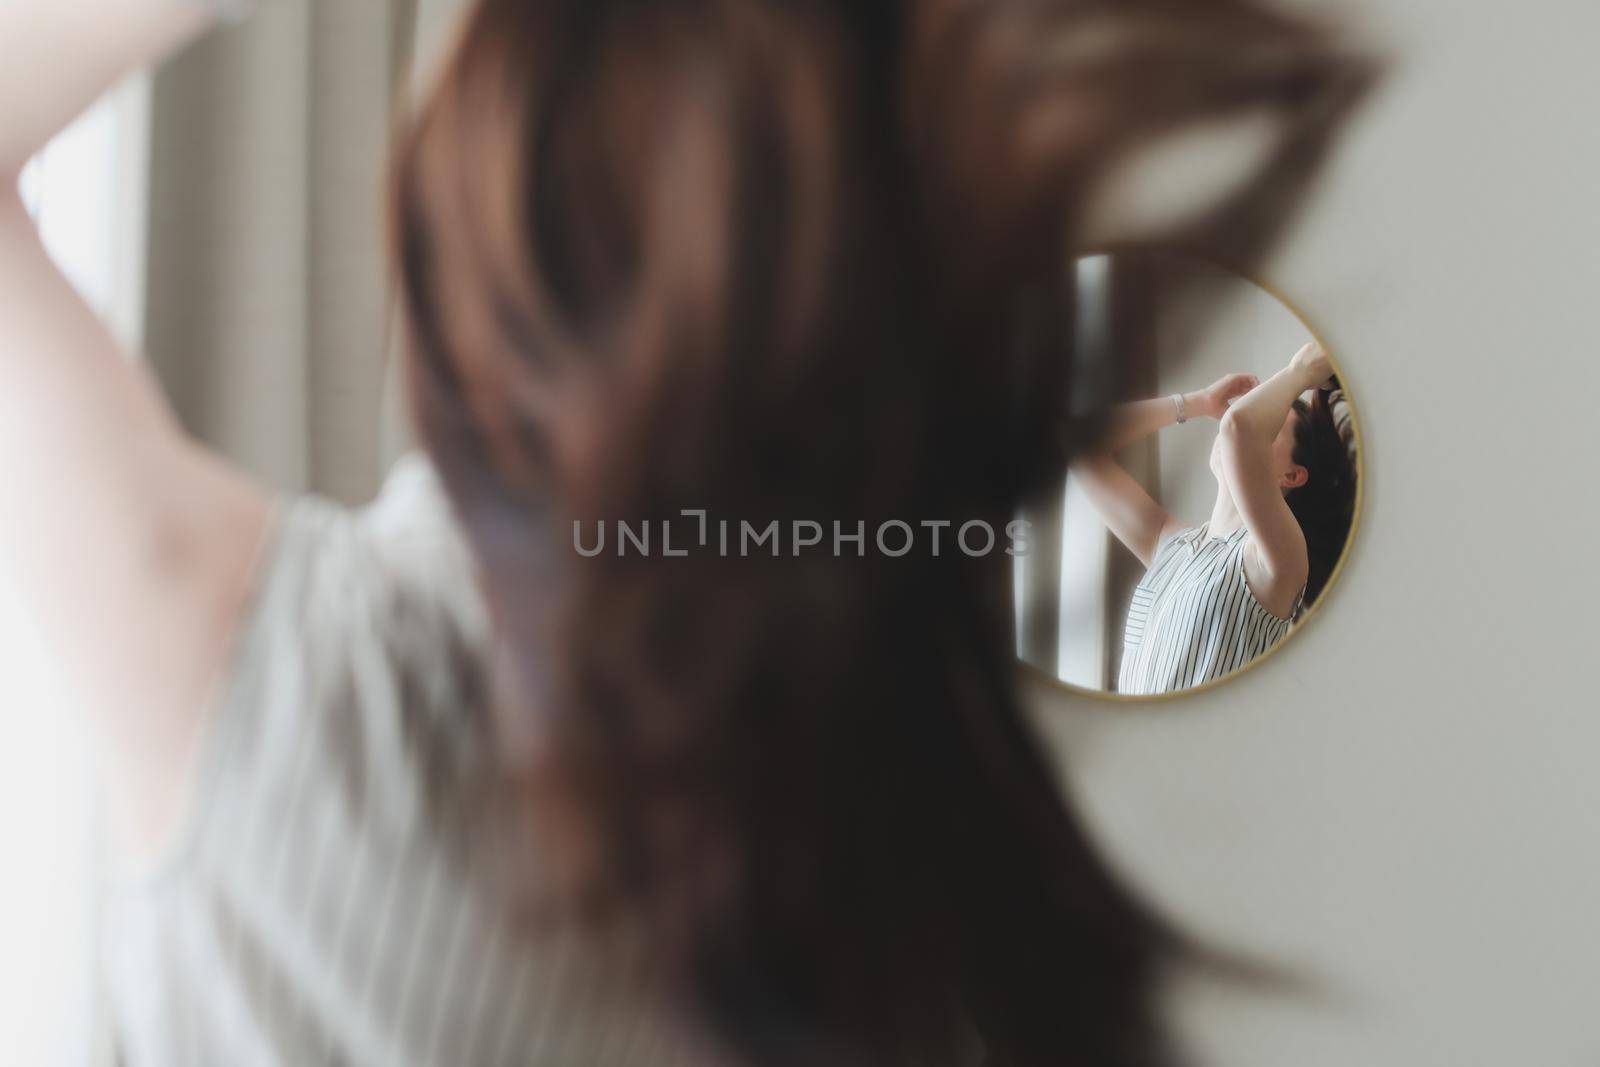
[1289,341,1334,389]
[1197,372,1260,419]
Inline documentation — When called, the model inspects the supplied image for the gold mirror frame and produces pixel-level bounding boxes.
[1017,245,1366,704]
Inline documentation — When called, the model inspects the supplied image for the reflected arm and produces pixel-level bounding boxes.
[1069,455,1181,569]
[1069,373,1254,566]
[1095,393,1201,453]
[1088,371,1256,452]
[1216,347,1326,612]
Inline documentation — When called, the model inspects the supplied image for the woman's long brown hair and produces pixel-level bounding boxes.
[391,2,1375,1063]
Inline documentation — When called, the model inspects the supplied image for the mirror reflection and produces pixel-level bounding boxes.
[1016,250,1359,698]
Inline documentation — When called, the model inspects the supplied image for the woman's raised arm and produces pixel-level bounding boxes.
[1091,373,1258,453]
[1070,373,1257,565]
[1216,343,1330,614]
[0,1,273,854]
[0,3,219,179]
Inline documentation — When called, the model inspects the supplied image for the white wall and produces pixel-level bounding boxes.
[1025,2,1600,1063]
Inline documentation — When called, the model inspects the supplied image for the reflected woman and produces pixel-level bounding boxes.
[1074,343,1356,696]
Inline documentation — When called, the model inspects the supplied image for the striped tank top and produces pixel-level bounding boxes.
[1116,524,1299,696]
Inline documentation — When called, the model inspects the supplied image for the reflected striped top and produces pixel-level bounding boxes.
[104,456,722,1066]
[1116,524,1300,697]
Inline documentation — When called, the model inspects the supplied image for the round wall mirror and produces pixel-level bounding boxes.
[1015,249,1361,699]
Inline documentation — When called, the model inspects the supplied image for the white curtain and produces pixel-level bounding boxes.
[144,0,450,503]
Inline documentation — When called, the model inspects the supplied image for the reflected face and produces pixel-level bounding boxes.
[1271,409,1306,491]
[1208,408,1305,493]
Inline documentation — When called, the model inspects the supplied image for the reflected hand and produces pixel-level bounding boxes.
[1289,341,1333,388]
[1196,373,1259,419]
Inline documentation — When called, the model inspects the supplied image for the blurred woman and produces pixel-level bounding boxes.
[1074,345,1357,696]
[0,0,1371,1063]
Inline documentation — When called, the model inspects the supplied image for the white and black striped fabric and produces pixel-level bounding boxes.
[104,456,719,1066]
[1116,524,1299,696]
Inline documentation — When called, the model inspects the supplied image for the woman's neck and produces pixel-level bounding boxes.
[1208,484,1246,540]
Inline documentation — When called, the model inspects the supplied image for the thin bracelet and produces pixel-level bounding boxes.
[1171,392,1187,424]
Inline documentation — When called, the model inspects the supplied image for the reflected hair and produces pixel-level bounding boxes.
[1289,389,1357,612]
[391,1,1375,1064]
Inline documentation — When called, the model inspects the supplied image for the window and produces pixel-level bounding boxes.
[1013,256,1117,689]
